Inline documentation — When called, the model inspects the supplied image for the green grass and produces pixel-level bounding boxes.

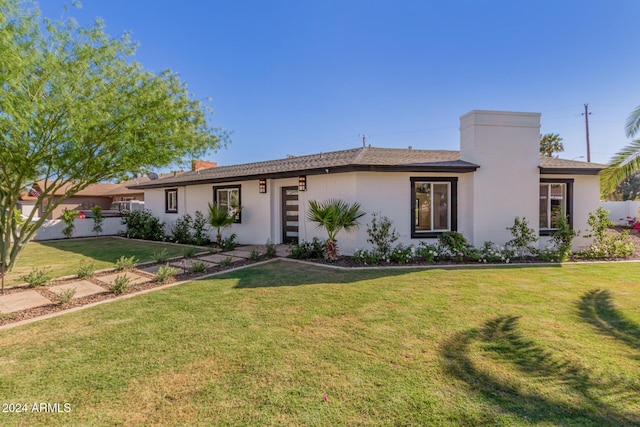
[6,237,199,286]
[0,260,639,426]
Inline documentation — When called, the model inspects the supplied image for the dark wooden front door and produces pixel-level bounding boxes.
[282,187,299,244]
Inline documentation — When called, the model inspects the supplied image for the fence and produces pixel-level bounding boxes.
[32,217,125,241]
[600,201,640,225]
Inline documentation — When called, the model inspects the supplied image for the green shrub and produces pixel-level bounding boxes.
[61,208,79,238]
[121,209,165,241]
[54,288,76,305]
[192,210,211,246]
[366,212,398,257]
[114,255,138,271]
[183,247,198,259]
[478,241,511,263]
[249,249,260,261]
[110,275,130,295]
[506,217,538,259]
[152,248,170,263]
[189,260,207,273]
[20,267,50,288]
[536,247,562,263]
[219,256,233,267]
[290,237,325,259]
[169,214,194,244]
[76,261,96,278]
[155,264,180,284]
[389,244,414,264]
[221,233,237,251]
[415,242,439,263]
[265,239,277,258]
[437,231,472,259]
[91,205,104,235]
[550,214,575,261]
[353,249,384,265]
[582,207,635,259]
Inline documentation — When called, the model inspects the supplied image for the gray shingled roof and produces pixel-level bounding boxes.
[132,147,604,189]
[133,147,479,189]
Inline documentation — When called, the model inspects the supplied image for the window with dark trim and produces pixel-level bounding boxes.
[539,178,573,236]
[165,189,178,213]
[213,185,242,223]
[410,177,457,238]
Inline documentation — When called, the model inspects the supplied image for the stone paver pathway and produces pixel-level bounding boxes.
[168,259,217,270]
[49,280,107,299]
[98,272,151,286]
[199,253,242,264]
[0,290,52,313]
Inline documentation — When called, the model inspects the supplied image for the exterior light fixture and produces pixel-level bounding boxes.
[259,178,267,193]
[298,175,307,191]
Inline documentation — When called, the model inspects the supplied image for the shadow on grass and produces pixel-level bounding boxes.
[231,259,413,288]
[440,315,640,426]
[35,237,197,265]
[231,258,563,289]
[578,289,640,351]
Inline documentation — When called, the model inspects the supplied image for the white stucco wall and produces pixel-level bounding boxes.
[32,217,124,241]
[460,110,542,246]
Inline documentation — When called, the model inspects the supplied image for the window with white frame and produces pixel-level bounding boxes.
[165,189,178,213]
[539,179,573,234]
[411,177,457,238]
[213,185,241,223]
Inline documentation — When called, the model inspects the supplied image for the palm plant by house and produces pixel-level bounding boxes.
[207,202,240,246]
[307,199,365,261]
[601,105,640,196]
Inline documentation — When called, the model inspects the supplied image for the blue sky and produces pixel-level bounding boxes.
[39,0,640,168]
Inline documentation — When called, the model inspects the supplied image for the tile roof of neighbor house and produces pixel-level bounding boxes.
[131,146,606,190]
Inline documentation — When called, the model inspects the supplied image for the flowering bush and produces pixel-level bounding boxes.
[389,244,414,264]
[353,249,384,265]
[478,241,511,263]
[415,242,439,263]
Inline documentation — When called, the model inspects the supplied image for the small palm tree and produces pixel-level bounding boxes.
[207,202,240,246]
[307,199,365,261]
[540,133,564,157]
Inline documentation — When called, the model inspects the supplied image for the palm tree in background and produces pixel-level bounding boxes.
[540,133,564,157]
[307,199,365,261]
[601,106,640,196]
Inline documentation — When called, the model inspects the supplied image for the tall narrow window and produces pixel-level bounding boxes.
[213,185,242,223]
[165,189,178,213]
[539,179,573,235]
[411,177,457,238]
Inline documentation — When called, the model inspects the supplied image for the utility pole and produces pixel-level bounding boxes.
[582,103,591,162]
[359,133,368,147]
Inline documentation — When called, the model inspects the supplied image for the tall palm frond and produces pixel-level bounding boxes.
[600,139,640,196]
[625,106,640,138]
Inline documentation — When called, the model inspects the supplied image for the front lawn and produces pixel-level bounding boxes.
[5,237,200,286]
[0,260,638,426]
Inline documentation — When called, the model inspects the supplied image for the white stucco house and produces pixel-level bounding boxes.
[134,110,604,254]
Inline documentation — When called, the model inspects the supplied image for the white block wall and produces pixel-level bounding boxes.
[32,217,124,241]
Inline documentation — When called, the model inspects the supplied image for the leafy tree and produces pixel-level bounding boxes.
[540,133,564,157]
[0,0,226,292]
[207,203,239,246]
[307,199,365,261]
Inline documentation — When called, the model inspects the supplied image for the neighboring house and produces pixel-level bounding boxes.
[133,110,604,254]
[25,181,118,219]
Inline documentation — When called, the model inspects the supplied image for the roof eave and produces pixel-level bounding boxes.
[539,167,602,175]
[132,164,479,189]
